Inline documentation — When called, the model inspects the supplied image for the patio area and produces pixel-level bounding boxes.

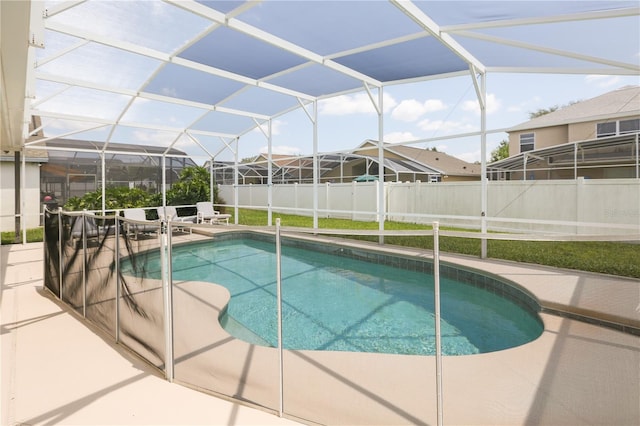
[1,241,300,426]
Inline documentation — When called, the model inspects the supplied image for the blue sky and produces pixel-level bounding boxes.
[231,72,640,164]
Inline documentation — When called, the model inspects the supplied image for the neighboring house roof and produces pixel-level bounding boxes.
[215,140,480,181]
[508,85,640,132]
[254,153,302,168]
[357,140,480,177]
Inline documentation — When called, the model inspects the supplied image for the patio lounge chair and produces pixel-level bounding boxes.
[196,202,231,225]
[157,206,196,233]
[123,208,158,239]
[156,206,197,223]
[69,213,100,245]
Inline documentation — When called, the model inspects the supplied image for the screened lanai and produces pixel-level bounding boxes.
[3,4,640,425]
[488,133,640,181]
[211,152,443,185]
[40,137,197,205]
[2,0,640,232]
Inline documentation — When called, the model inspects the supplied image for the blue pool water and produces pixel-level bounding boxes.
[143,237,543,355]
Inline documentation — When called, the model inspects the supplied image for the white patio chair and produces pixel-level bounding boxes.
[157,206,196,233]
[69,213,100,245]
[123,208,158,239]
[196,202,231,225]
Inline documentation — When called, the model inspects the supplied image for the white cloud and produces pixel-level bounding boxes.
[384,131,419,143]
[161,87,178,97]
[319,93,397,115]
[585,75,622,88]
[259,145,302,156]
[391,99,446,122]
[462,93,501,115]
[424,99,447,113]
[44,117,106,133]
[132,129,179,145]
[417,118,475,134]
[253,119,286,136]
[456,150,481,163]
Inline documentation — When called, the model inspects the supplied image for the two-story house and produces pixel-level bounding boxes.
[490,85,639,180]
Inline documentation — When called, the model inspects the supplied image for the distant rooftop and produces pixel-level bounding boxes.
[508,85,640,132]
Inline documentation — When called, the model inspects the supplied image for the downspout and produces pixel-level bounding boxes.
[20,150,26,243]
[13,151,20,242]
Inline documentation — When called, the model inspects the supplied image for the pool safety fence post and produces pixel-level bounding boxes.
[58,207,63,300]
[115,215,121,343]
[433,221,443,426]
[161,219,174,382]
[167,221,175,382]
[275,218,284,417]
[82,212,87,318]
[42,205,46,289]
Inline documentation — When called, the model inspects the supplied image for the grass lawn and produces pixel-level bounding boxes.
[1,228,44,245]
[4,209,638,278]
[236,209,640,279]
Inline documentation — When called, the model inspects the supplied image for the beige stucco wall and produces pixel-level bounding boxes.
[568,115,640,142]
[509,125,568,156]
[568,120,600,142]
[510,114,640,153]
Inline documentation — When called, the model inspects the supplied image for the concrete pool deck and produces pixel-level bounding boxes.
[1,235,639,425]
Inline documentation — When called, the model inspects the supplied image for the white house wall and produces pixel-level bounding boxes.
[0,162,41,232]
[220,179,639,235]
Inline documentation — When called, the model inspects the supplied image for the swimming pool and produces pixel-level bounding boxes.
[157,233,543,356]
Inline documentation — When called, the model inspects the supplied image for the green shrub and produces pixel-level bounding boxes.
[64,186,156,211]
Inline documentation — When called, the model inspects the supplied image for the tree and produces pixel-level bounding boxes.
[529,106,559,119]
[164,166,213,205]
[490,140,510,163]
[529,101,578,119]
[63,186,156,211]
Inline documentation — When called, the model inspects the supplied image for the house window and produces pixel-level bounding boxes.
[519,133,534,153]
[597,119,639,137]
[620,118,640,134]
[597,122,617,137]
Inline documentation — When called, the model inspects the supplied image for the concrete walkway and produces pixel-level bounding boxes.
[1,242,300,426]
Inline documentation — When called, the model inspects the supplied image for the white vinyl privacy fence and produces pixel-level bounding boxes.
[220,178,640,235]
